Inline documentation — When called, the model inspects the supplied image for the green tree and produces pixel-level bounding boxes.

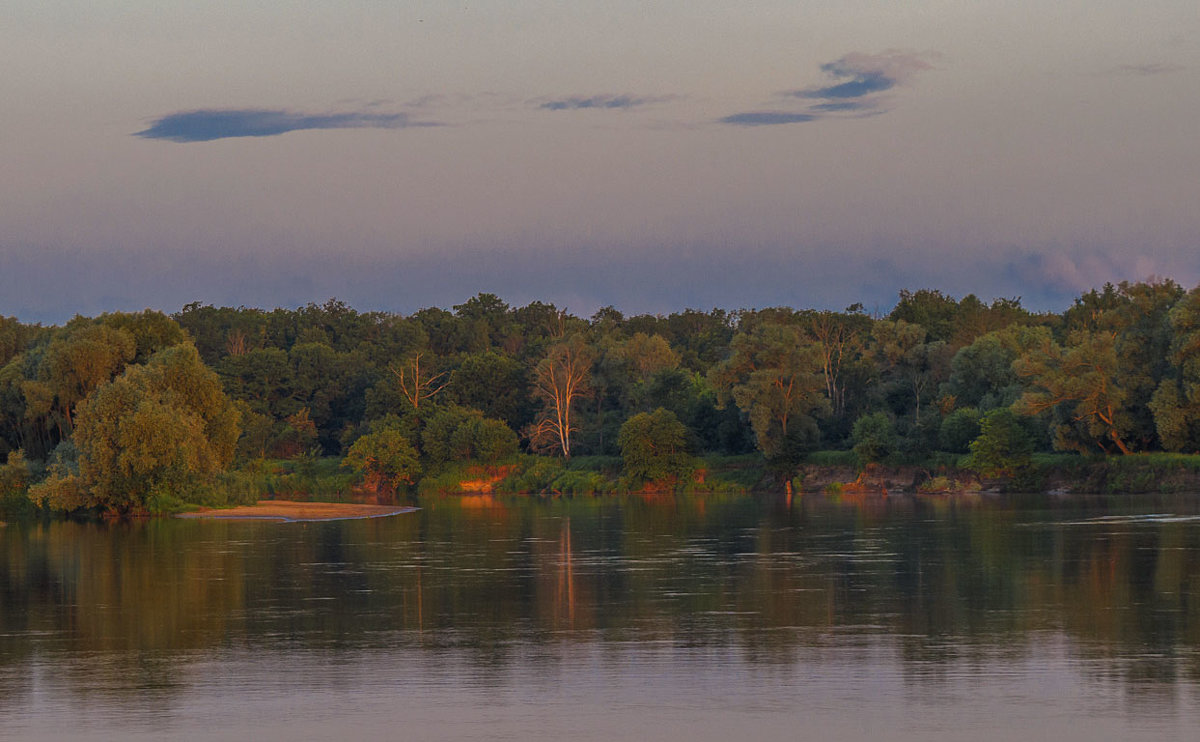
[64,344,240,514]
[1015,330,1135,454]
[888,289,960,343]
[99,310,188,363]
[1060,279,1184,449]
[342,426,420,496]
[963,408,1034,477]
[37,321,137,435]
[446,351,529,428]
[1150,287,1200,452]
[0,449,32,516]
[217,347,293,416]
[938,407,982,453]
[711,323,829,476]
[423,405,517,467]
[943,325,1052,405]
[618,408,695,485]
[851,412,897,465]
[798,308,873,420]
[872,320,953,425]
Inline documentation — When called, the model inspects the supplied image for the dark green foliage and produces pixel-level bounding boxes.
[964,408,1035,477]
[890,289,1037,347]
[423,404,518,467]
[939,407,982,453]
[851,412,897,465]
[888,289,960,343]
[99,311,188,363]
[493,455,616,495]
[342,424,420,496]
[445,351,530,429]
[1149,287,1200,452]
[618,408,696,485]
[0,449,33,517]
[710,322,829,477]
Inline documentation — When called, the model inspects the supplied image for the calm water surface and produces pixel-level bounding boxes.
[4,492,1200,740]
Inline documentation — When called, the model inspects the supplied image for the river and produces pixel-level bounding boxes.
[3,492,1200,740]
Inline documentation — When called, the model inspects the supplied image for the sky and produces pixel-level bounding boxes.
[2,1,1198,323]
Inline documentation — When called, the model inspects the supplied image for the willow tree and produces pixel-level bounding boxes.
[30,322,137,437]
[45,344,241,514]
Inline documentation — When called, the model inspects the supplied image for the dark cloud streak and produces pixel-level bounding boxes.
[135,109,438,142]
[809,101,874,112]
[537,94,669,111]
[719,50,933,127]
[798,71,894,99]
[718,111,817,127]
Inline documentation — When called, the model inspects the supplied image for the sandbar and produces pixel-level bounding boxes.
[177,500,416,522]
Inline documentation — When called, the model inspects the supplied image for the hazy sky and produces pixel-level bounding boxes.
[3,1,1198,322]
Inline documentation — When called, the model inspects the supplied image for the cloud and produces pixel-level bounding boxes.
[1103,63,1184,77]
[809,101,876,113]
[135,108,438,142]
[1004,250,1196,303]
[795,51,935,101]
[720,50,934,127]
[717,112,817,127]
[537,94,671,111]
[799,71,895,100]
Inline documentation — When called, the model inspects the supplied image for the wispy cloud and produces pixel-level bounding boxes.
[720,50,935,127]
[792,51,934,101]
[1103,62,1184,77]
[536,94,672,111]
[809,101,876,113]
[135,108,439,142]
[718,112,816,127]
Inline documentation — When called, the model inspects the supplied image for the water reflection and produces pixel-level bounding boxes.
[3,492,1200,739]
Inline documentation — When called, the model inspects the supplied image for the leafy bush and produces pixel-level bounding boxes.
[342,427,421,495]
[423,405,518,467]
[963,408,1035,477]
[851,412,897,466]
[0,450,34,517]
[497,456,566,494]
[618,408,696,485]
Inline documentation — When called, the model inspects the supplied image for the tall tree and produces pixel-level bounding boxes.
[1150,287,1200,452]
[528,336,594,458]
[710,323,829,476]
[797,308,871,419]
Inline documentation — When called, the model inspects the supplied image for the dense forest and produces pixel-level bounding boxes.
[3,279,1200,515]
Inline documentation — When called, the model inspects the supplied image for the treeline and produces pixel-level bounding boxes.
[2,280,1200,514]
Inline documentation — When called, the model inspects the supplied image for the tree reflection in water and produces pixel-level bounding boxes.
[3,492,1200,720]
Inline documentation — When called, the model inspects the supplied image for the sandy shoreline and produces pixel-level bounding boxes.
[176,500,416,522]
